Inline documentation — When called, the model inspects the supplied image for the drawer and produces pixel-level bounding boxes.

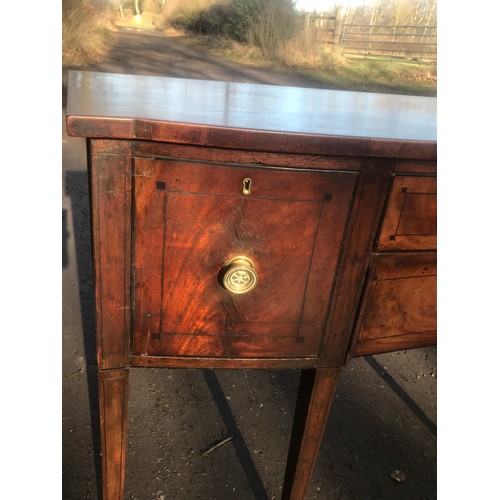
[353,263,437,356]
[377,176,436,251]
[132,157,358,358]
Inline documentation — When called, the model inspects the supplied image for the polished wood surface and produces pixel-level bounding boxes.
[90,140,132,370]
[282,368,340,500]
[98,369,129,500]
[132,157,357,358]
[353,263,437,356]
[377,175,437,251]
[323,164,393,365]
[66,70,436,159]
[66,71,437,500]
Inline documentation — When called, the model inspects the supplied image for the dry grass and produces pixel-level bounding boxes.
[191,28,347,71]
[276,29,347,70]
[62,0,115,66]
[156,0,226,30]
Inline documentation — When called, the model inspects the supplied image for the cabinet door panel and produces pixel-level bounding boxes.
[132,157,358,358]
[354,264,437,356]
[377,176,436,251]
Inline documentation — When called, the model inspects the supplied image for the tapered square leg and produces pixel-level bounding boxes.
[98,368,129,500]
[281,368,340,500]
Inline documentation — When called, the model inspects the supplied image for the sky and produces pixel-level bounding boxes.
[294,0,372,13]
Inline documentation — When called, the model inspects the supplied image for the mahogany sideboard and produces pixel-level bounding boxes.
[66,70,437,500]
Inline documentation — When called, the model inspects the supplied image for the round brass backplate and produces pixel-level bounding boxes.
[222,256,258,294]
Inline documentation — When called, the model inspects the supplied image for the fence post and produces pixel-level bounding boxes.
[333,5,344,45]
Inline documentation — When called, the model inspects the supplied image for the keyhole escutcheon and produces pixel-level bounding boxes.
[243,178,252,195]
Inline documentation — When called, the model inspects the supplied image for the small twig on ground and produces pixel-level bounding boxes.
[201,434,235,457]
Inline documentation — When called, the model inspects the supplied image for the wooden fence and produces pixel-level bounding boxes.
[305,14,437,62]
[341,24,437,61]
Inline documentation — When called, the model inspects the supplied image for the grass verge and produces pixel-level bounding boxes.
[179,33,436,96]
[62,0,115,67]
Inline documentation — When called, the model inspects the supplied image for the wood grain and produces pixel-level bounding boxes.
[129,354,325,369]
[132,157,357,358]
[394,159,437,174]
[377,175,437,251]
[99,369,129,500]
[132,140,367,172]
[281,368,340,500]
[353,263,437,356]
[323,163,394,364]
[67,71,436,142]
[66,71,436,160]
[90,140,132,369]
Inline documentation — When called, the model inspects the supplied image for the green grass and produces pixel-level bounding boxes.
[180,34,436,96]
[314,57,437,96]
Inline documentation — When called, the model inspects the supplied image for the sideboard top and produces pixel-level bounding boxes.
[66,70,436,159]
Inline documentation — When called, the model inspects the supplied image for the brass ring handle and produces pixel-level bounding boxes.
[222,256,258,294]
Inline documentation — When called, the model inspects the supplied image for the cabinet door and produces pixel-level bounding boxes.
[353,263,437,356]
[132,157,357,358]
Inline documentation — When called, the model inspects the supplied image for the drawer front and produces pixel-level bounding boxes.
[377,176,436,251]
[132,157,358,358]
[354,264,437,356]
